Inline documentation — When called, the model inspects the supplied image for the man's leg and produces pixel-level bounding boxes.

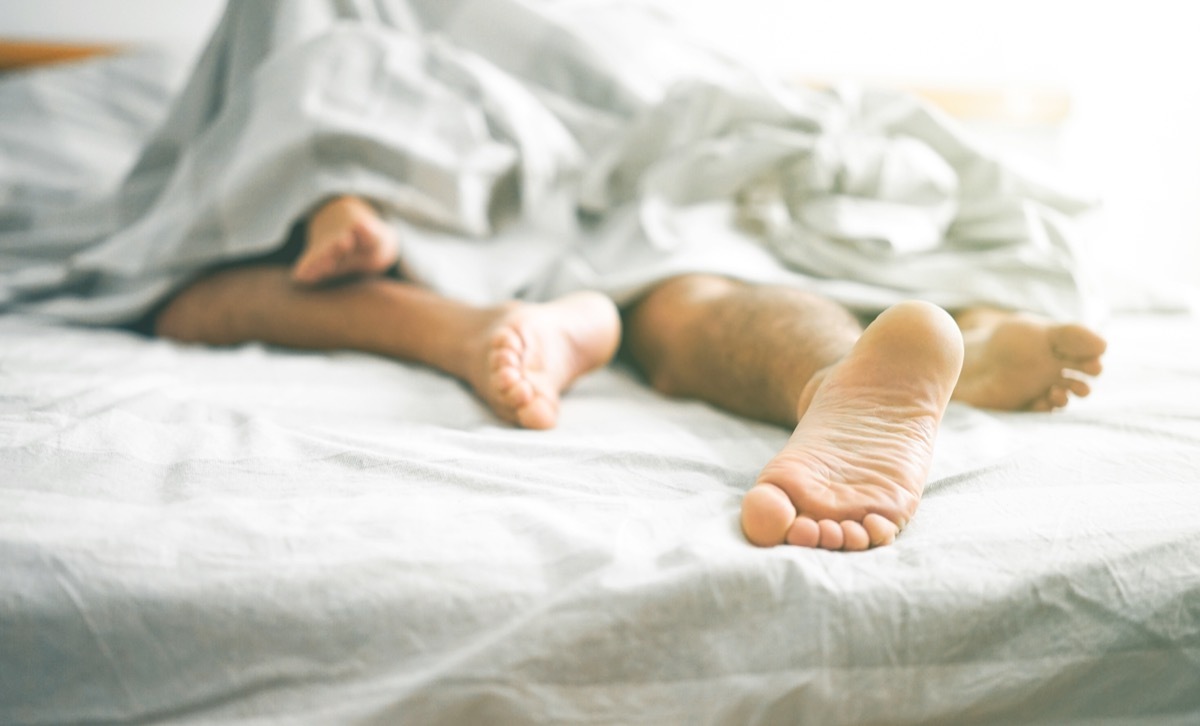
[155,265,621,429]
[623,275,965,551]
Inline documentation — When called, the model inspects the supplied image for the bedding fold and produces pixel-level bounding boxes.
[0,0,1098,323]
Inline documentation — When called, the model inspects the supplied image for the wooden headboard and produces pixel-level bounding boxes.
[0,39,119,71]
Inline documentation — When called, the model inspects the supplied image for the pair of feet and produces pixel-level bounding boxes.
[742,302,1105,549]
[292,196,621,430]
[294,196,1108,551]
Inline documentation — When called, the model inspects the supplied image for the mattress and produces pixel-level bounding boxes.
[2,22,1200,726]
[2,311,1199,724]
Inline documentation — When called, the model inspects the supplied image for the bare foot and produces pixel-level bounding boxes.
[741,301,964,550]
[951,308,1107,412]
[467,292,621,430]
[292,196,399,285]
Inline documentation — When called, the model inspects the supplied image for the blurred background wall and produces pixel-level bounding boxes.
[2,0,1196,293]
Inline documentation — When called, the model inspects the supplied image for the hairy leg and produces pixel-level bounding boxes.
[292,196,400,285]
[624,275,963,550]
[952,307,1107,412]
[156,265,621,429]
[623,275,863,426]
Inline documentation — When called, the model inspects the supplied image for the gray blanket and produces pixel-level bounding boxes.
[0,0,1097,323]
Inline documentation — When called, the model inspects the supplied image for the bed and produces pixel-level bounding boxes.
[3,17,1200,726]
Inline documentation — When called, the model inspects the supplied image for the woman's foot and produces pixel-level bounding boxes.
[952,308,1107,411]
[741,301,964,550]
[292,196,399,285]
[466,292,622,430]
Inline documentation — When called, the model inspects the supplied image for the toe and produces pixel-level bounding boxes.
[328,234,357,274]
[292,254,328,283]
[291,262,312,283]
[491,328,524,354]
[863,513,898,547]
[1052,324,1108,359]
[1065,377,1091,398]
[351,222,378,250]
[841,520,870,551]
[502,379,533,408]
[493,366,521,391]
[817,519,844,550]
[1048,385,1069,408]
[490,347,521,372]
[786,517,821,547]
[516,396,557,430]
[741,484,797,547]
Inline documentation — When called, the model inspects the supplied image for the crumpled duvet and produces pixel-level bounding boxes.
[0,0,1098,323]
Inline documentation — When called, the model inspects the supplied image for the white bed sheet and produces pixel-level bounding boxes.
[2,10,1199,723]
[2,312,1199,725]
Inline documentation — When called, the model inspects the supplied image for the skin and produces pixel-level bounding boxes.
[291,196,400,285]
[624,275,962,550]
[158,197,620,430]
[155,196,1108,549]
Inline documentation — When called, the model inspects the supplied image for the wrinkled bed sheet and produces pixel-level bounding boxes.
[1,313,1199,725]
[1,0,1098,325]
[2,2,1199,723]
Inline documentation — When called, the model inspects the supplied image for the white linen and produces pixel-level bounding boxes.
[3,4,1196,723]
[0,0,1098,324]
[2,314,1199,725]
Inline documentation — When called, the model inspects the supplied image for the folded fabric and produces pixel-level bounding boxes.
[0,0,1099,323]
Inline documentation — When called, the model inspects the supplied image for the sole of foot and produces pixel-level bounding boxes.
[741,300,964,550]
[476,292,622,430]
